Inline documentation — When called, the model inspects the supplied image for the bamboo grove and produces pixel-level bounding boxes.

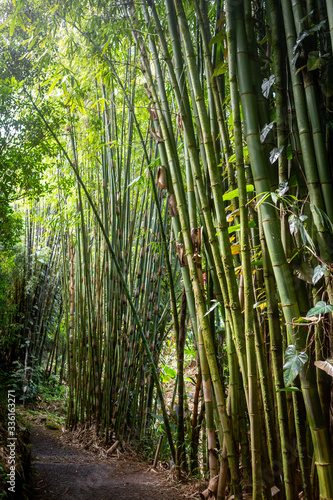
[2,0,333,498]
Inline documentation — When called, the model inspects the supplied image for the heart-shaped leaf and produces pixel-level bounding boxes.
[262,75,275,98]
[307,51,330,71]
[260,122,274,143]
[283,345,308,386]
[269,146,284,164]
[312,264,326,285]
[306,301,333,317]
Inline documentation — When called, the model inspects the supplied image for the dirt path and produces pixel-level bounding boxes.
[30,424,190,500]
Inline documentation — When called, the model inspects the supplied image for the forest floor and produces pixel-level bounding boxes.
[26,418,201,500]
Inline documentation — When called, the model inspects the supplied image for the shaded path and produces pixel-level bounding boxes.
[30,425,187,500]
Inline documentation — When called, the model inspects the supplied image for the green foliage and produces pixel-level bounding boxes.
[10,360,44,404]
[306,301,333,317]
[307,51,330,71]
[0,202,23,249]
[312,264,326,285]
[0,246,24,358]
[283,345,308,387]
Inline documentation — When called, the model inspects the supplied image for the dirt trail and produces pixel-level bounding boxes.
[30,424,189,500]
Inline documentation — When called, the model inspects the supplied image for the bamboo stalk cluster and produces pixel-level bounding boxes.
[7,0,333,498]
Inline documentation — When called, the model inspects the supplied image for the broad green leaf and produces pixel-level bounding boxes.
[286,145,293,160]
[291,316,315,324]
[319,80,333,97]
[269,146,284,164]
[277,387,301,392]
[209,30,225,49]
[312,264,326,285]
[309,19,327,33]
[283,345,308,386]
[260,122,274,143]
[288,175,298,187]
[223,184,254,201]
[150,413,164,423]
[227,220,256,234]
[314,360,333,377]
[162,365,176,379]
[311,204,333,233]
[213,61,228,78]
[277,181,289,197]
[184,349,196,356]
[271,192,278,205]
[288,214,314,250]
[306,301,333,317]
[261,75,275,98]
[307,51,330,71]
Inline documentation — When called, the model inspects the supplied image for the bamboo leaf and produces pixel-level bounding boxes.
[49,5,60,15]
[227,220,256,234]
[283,345,308,386]
[223,184,254,201]
[47,75,62,95]
[9,16,16,36]
[306,301,333,317]
[162,365,176,379]
[255,191,271,208]
[205,301,220,316]
[212,61,228,78]
[277,386,301,392]
[209,30,225,48]
[126,175,141,190]
[0,13,15,31]
[253,300,266,309]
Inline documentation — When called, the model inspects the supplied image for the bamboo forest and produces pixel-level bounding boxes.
[1,0,333,499]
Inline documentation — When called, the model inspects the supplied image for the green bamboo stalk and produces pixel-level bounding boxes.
[290,0,333,222]
[328,1,333,48]
[226,7,262,494]
[229,1,333,496]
